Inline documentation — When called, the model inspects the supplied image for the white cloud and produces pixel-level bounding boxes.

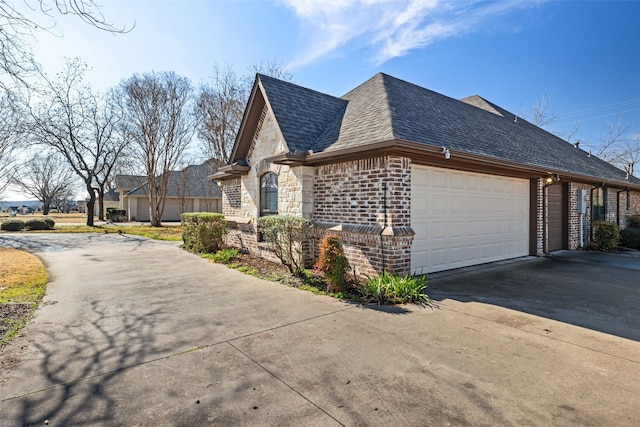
[280,0,536,68]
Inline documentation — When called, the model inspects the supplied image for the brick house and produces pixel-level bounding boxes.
[212,73,640,276]
[116,159,222,222]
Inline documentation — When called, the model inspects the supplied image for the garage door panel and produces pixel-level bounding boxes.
[411,165,529,273]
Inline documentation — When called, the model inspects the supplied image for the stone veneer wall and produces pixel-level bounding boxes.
[221,106,287,263]
[311,155,413,276]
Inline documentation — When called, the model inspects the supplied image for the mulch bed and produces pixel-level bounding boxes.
[0,303,33,342]
[231,253,363,297]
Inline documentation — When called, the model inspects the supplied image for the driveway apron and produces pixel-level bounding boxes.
[0,234,639,426]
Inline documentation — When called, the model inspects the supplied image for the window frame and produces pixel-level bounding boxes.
[259,172,279,217]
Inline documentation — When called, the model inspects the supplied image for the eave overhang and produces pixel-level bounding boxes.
[208,164,251,181]
[297,139,640,191]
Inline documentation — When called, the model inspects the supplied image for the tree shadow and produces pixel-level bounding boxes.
[5,298,168,425]
[427,252,640,342]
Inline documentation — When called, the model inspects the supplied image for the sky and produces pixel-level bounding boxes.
[5,0,640,200]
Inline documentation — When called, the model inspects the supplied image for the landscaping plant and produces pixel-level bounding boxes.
[257,215,310,275]
[592,221,620,251]
[203,248,239,264]
[620,215,640,249]
[363,271,430,306]
[1,220,25,231]
[181,212,227,253]
[24,219,48,231]
[314,235,349,292]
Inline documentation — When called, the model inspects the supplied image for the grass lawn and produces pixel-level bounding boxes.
[1,213,88,224]
[0,248,48,346]
[1,213,183,241]
[45,225,183,241]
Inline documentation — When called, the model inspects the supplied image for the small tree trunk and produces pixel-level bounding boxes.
[86,184,95,226]
[97,188,105,221]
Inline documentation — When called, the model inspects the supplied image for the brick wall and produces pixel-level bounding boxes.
[568,182,592,249]
[222,178,242,217]
[617,190,640,228]
[312,155,413,276]
[535,178,544,255]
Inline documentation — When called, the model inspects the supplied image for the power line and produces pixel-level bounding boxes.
[555,97,640,120]
[554,106,640,128]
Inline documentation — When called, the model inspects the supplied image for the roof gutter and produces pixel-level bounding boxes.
[272,139,640,191]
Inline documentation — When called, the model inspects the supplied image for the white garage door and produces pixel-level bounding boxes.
[411,165,529,273]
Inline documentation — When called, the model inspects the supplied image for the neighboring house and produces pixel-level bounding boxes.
[116,159,222,222]
[212,73,640,276]
[95,189,120,216]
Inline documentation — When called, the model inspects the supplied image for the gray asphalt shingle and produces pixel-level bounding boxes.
[257,73,639,187]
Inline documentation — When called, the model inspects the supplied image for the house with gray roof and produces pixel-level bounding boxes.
[117,159,221,222]
[212,73,640,275]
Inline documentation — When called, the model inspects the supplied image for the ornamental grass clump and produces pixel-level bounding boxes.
[363,271,430,306]
[314,235,349,292]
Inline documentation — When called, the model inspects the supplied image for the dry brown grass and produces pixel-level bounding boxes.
[0,248,48,302]
[0,248,48,346]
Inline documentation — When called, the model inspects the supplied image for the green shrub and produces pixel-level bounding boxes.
[363,271,430,306]
[314,235,349,292]
[106,208,127,222]
[627,215,640,229]
[24,219,48,231]
[1,219,26,231]
[620,227,640,249]
[43,218,55,230]
[592,221,620,251]
[209,248,238,264]
[181,212,227,253]
[257,215,310,276]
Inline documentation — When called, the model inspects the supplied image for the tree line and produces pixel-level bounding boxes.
[0,1,291,226]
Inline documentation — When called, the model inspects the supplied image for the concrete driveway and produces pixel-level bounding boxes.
[0,234,638,426]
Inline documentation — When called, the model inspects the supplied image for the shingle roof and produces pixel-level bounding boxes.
[122,159,222,198]
[258,74,347,153]
[254,73,639,188]
[115,175,146,193]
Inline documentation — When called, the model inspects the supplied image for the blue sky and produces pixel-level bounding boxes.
[7,0,640,199]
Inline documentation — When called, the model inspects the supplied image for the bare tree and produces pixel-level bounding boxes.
[195,64,243,164]
[195,60,293,164]
[11,152,76,214]
[26,58,127,225]
[120,71,194,227]
[523,93,556,128]
[0,93,24,197]
[0,0,131,90]
[91,90,129,220]
[593,117,631,159]
[608,136,640,177]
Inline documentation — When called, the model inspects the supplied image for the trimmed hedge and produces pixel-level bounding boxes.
[593,221,620,251]
[1,219,26,231]
[621,227,640,250]
[181,212,227,253]
[106,208,127,222]
[43,218,55,230]
[25,219,48,231]
[627,215,640,229]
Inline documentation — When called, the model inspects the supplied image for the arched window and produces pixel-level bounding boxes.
[260,172,278,216]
